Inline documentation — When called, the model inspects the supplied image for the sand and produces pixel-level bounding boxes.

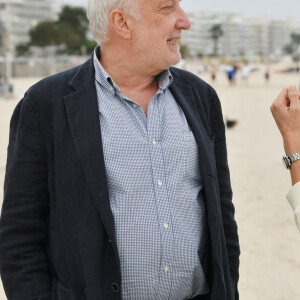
[0,67,299,299]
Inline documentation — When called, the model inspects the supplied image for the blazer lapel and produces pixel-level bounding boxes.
[169,73,215,179]
[63,57,117,243]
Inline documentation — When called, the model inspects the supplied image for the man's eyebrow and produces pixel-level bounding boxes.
[155,0,172,9]
[160,0,174,4]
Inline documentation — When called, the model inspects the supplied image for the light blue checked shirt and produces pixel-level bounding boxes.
[93,50,209,300]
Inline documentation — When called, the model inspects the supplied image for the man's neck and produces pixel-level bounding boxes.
[99,44,159,93]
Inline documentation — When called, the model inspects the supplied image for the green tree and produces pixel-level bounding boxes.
[196,52,203,58]
[291,33,300,46]
[58,6,89,54]
[29,21,62,47]
[16,43,30,56]
[284,44,294,55]
[283,32,300,58]
[85,39,97,54]
[209,24,223,56]
[27,6,92,55]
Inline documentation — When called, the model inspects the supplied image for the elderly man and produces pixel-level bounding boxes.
[0,0,240,299]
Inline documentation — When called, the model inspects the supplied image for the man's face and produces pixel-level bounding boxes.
[130,0,191,74]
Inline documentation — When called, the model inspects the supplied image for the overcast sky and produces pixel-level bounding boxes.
[58,0,300,21]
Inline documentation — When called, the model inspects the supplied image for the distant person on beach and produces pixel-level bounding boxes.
[264,65,270,83]
[241,64,251,84]
[0,76,14,99]
[210,65,217,83]
[226,65,234,85]
[226,64,238,86]
[0,0,240,299]
[271,85,300,232]
[3,77,14,99]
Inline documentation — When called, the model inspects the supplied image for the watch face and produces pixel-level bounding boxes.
[282,156,290,169]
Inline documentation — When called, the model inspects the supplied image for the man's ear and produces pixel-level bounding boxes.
[110,9,132,40]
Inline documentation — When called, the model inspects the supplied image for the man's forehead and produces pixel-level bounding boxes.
[139,0,177,12]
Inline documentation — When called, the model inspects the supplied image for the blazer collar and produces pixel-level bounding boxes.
[68,55,96,92]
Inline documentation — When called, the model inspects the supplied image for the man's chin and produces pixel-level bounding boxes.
[152,55,182,74]
[170,55,182,67]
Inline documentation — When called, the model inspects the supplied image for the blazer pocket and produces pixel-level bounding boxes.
[55,280,86,300]
[31,291,52,300]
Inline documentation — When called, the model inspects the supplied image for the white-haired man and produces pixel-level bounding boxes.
[0,0,240,299]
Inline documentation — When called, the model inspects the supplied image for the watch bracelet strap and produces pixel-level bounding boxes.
[285,152,300,166]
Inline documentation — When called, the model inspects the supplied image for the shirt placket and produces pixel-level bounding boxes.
[94,55,207,299]
[147,94,175,300]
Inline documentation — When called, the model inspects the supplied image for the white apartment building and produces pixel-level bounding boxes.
[0,0,61,56]
[182,12,300,58]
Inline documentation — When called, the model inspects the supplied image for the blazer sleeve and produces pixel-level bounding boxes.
[210,88,240,297]
[0,94,52,299]
[286,182,300,232]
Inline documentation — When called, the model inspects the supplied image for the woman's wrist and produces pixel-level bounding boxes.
[290,160,300,186]
[283,139,300,156]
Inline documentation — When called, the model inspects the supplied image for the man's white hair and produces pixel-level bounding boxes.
[87,0,141,45]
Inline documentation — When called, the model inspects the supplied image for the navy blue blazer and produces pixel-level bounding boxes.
[0,54,240,300]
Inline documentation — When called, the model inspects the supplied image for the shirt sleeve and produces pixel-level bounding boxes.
[286,181,300,233]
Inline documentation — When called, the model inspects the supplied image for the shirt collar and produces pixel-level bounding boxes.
[93,48,120,95]
[156,69,173,92]
[93,46,173,95]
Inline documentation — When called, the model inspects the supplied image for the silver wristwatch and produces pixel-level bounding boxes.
[282,152,300,169]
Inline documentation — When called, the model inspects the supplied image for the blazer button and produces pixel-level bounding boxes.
[111,283,120,293]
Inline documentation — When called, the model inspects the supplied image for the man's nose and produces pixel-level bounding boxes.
[175,6,191,30]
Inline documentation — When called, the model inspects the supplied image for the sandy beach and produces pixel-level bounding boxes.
[0,67,299,299]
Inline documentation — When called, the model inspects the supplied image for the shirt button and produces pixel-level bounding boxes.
[163,265,169,272]
[111,283,120,293]
[163,223,169,229]
[152,139,157,146]
[157,180,163,187]
[110,87,114,92]
[133,103,137,108]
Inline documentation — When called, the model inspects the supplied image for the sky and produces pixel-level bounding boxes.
[58,0,300,21]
